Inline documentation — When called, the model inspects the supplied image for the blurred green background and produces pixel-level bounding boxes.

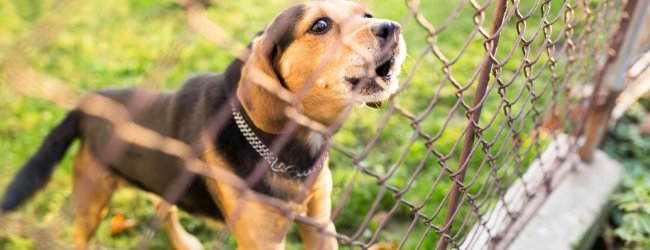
[0,0,625,249]
[601,100,650,249]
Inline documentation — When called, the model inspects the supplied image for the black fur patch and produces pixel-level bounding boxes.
[108,162,223,220]
[274,5,305,53]
[269,5,305,89]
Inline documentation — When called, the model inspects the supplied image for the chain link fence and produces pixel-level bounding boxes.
[0,0,644,249]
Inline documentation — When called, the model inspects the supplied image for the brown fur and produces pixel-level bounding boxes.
[2,1,406,249]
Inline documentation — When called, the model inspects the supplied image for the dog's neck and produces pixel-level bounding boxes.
[225,57,335,138]
[233,101,325,159]
[220,59,327,180]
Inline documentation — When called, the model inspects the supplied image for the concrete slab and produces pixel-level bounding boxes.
[507,150,622,250]
[462,134,576,249]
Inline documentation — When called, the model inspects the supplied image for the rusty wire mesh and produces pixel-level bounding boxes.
[0,0,630,249]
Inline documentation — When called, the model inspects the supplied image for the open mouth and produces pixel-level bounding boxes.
[345,52,400,109]
[375,56,394,79]
[346,54,395,87]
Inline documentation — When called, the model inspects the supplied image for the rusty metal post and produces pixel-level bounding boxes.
[578,0,650,162]
[435,0,508,249]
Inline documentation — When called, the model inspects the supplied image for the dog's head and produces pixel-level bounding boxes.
[237,0,406,133]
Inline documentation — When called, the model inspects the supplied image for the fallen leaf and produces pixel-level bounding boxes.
[368,241,398,250]
[109,214,138,236]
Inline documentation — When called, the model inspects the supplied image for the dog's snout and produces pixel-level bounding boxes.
[371,22,400,45]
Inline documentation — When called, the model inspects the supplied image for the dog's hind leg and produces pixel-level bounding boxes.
[72,144,118,250]
[154,198,203,250]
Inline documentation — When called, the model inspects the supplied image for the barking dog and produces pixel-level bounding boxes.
[1,0,406,249]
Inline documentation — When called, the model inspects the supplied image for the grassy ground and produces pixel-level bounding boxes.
[0,0,587,249]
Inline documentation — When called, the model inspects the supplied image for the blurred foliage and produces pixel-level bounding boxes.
[0,0,590,249]
[603,100,650,249]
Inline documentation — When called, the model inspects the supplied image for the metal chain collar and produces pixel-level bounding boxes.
[230,103,315,178]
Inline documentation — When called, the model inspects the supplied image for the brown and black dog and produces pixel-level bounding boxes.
[1,0,406,249]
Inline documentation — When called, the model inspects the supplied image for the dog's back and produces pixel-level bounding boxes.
[1,73,228,218]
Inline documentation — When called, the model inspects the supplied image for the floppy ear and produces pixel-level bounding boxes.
[237,5,304,134]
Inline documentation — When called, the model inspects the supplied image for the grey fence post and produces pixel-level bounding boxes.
[578,0,650,162]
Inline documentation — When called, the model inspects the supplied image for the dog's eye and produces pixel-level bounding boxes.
[309,18,330,34]
[364,13,373,18]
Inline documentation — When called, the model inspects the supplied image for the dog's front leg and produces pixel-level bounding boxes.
[298,166,338,250]
[201,150,291,249]
[153,198,203,250]
[205,179,289,250]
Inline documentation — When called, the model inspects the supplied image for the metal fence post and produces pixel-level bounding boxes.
[435,0,508,249]
[578,0,650,162]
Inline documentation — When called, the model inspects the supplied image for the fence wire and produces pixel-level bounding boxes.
[0,0,633,249]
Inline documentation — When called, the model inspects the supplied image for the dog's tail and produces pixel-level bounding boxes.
[1,110,82,212]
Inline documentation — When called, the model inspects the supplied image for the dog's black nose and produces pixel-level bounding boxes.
[371,22,400,44]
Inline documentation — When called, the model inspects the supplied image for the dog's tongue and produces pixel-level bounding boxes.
[365,101,383,109]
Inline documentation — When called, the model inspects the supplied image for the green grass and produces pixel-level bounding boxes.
[0,0,612,249]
